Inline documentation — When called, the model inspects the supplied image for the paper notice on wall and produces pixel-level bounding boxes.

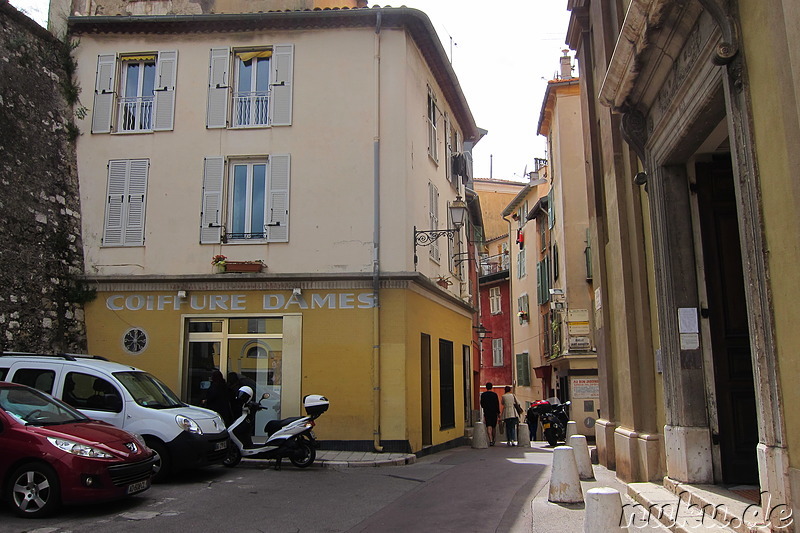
[678,308,699,333]
[571,377,599,399]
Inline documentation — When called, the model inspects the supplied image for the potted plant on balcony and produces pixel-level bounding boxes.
[211,254,227,273]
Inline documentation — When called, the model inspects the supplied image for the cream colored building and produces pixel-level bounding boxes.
[536,55,596,437]
[61,2,482,453]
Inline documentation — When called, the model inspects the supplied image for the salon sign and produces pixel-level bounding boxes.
[106,292,378,312]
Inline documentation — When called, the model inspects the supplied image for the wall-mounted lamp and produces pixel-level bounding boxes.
[548,288,565,296]
[473,323,492,341]
[292,288,302,296]
[414,196,468,269]
[177,290,187,299]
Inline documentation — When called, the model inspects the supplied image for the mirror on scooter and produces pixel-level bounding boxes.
[261,392,271,400]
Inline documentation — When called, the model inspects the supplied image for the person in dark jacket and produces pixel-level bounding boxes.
[479,382,501,446]
[203,370,233,426]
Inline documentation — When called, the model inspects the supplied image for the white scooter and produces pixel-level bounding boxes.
[223,386,329,470]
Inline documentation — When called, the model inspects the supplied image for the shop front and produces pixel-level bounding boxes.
[83,278,473,452]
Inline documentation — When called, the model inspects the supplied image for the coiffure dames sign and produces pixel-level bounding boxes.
[106,292,378,312]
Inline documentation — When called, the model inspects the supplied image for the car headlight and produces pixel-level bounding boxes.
[47,437,115,458]
[176,415,203,434]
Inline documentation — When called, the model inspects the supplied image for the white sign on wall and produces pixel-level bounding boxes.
[571,377,599,399]
[106,292,378,311]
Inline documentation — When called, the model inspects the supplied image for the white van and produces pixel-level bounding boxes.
[0,353,229,482]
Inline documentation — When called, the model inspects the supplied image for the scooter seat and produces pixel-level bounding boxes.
[265,416,304,436]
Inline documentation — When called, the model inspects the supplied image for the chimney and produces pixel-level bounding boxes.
[560,49,573,79]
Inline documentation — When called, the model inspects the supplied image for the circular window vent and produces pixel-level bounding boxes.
[122,328,148,354]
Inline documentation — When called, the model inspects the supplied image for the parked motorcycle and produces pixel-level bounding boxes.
[223,387,329,469]
[532,398,571,447]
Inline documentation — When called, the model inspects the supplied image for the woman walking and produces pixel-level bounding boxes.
[500,385,519,446]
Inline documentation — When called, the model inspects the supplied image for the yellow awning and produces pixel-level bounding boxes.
[236,50,272,62]
[121,54,156,62]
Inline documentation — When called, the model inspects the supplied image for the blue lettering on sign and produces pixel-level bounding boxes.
[106,293,377,311]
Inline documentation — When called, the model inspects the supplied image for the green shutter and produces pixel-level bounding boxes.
[516,353,531,387]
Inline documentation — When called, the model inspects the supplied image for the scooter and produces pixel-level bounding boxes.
[534,398,571,447]
[223,386,329,470]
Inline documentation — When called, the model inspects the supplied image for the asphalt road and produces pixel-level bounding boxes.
[0,445,612,533]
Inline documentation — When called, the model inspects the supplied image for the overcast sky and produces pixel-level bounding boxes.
[8,0,573,181]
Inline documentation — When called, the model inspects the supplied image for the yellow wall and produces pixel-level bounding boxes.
[84,284,472,451]
[739,0,800,466]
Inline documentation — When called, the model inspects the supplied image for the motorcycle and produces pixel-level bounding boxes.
[532,398,571,447]
[223,386,329,469]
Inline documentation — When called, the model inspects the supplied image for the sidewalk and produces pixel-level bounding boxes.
[316,449,416,468]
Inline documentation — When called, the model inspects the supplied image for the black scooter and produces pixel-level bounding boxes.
[532,399,571,446]
[223,387,329,469]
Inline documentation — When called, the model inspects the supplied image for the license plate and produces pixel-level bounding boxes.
[542,423,551,429]
[214,440,227,451]
[127,479,149,494]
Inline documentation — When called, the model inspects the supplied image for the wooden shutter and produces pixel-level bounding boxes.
[103,160,127,246]
[269,44,294,126]
[92,54,116,134]
[266,154,290,242]
[153,50,177,131]
[125,160,149,245]
[429,182,439,261]
[200,157,224,244]
[206,48,230,128]
[103,159,148,246]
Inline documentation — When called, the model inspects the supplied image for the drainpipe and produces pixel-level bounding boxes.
[503,214,515,391]
[372,11,383,452]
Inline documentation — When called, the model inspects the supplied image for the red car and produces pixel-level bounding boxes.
[0,382,155,517]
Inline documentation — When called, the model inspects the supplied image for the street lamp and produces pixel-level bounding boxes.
[414,195,468,269]
[474,323,491,341]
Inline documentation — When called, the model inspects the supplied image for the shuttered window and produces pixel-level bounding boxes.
[429,182,440,261]
[91,51,177,134]
[103,159,148,247]
[207,44,294,129]
[516,353,531,387]
[492,338,503,366]
[199,155,290,244]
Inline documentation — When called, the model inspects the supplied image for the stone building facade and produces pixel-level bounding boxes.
[0,2,87,353]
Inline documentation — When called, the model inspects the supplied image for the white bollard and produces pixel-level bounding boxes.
[548,446,583,503]
[518,422,531,447]
[472,421,489,449]
[569,435,594,480]
[566,420,578,439]
[584,487,628,532]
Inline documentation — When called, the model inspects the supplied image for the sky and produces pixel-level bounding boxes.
[8,0,573,182]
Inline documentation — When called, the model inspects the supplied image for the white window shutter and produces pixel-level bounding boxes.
[92,54,117,134]
[266,154,290,242]
[269,44,294,126]
[153,50,177,131]
[200,157,225,243]
[207,48,230,128]
[103,160,127,246]
[125,160,149,245]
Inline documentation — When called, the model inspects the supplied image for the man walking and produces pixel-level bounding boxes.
[480,382,500,446]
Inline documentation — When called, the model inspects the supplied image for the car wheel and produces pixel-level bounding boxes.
[223,444,242,468]
[289,441,316,468]
[8,463,61,518]
[544,428,558,447]
[145,439,171,483]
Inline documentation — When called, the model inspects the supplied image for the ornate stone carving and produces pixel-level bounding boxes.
[696,0,739,64]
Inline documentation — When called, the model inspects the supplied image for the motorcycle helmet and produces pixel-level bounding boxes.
[237,385,253,403]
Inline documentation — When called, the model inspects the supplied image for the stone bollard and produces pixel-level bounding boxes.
[548,446,583,503]
[472,421,489,449]
[569,435,594,480]
[566,420,578,439]
[584,487,628,532]
[517,422,531,447]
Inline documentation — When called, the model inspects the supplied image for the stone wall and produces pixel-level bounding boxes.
[0,2,87,353]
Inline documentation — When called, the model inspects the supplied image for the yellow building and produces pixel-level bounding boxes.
[63,3,481,453]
